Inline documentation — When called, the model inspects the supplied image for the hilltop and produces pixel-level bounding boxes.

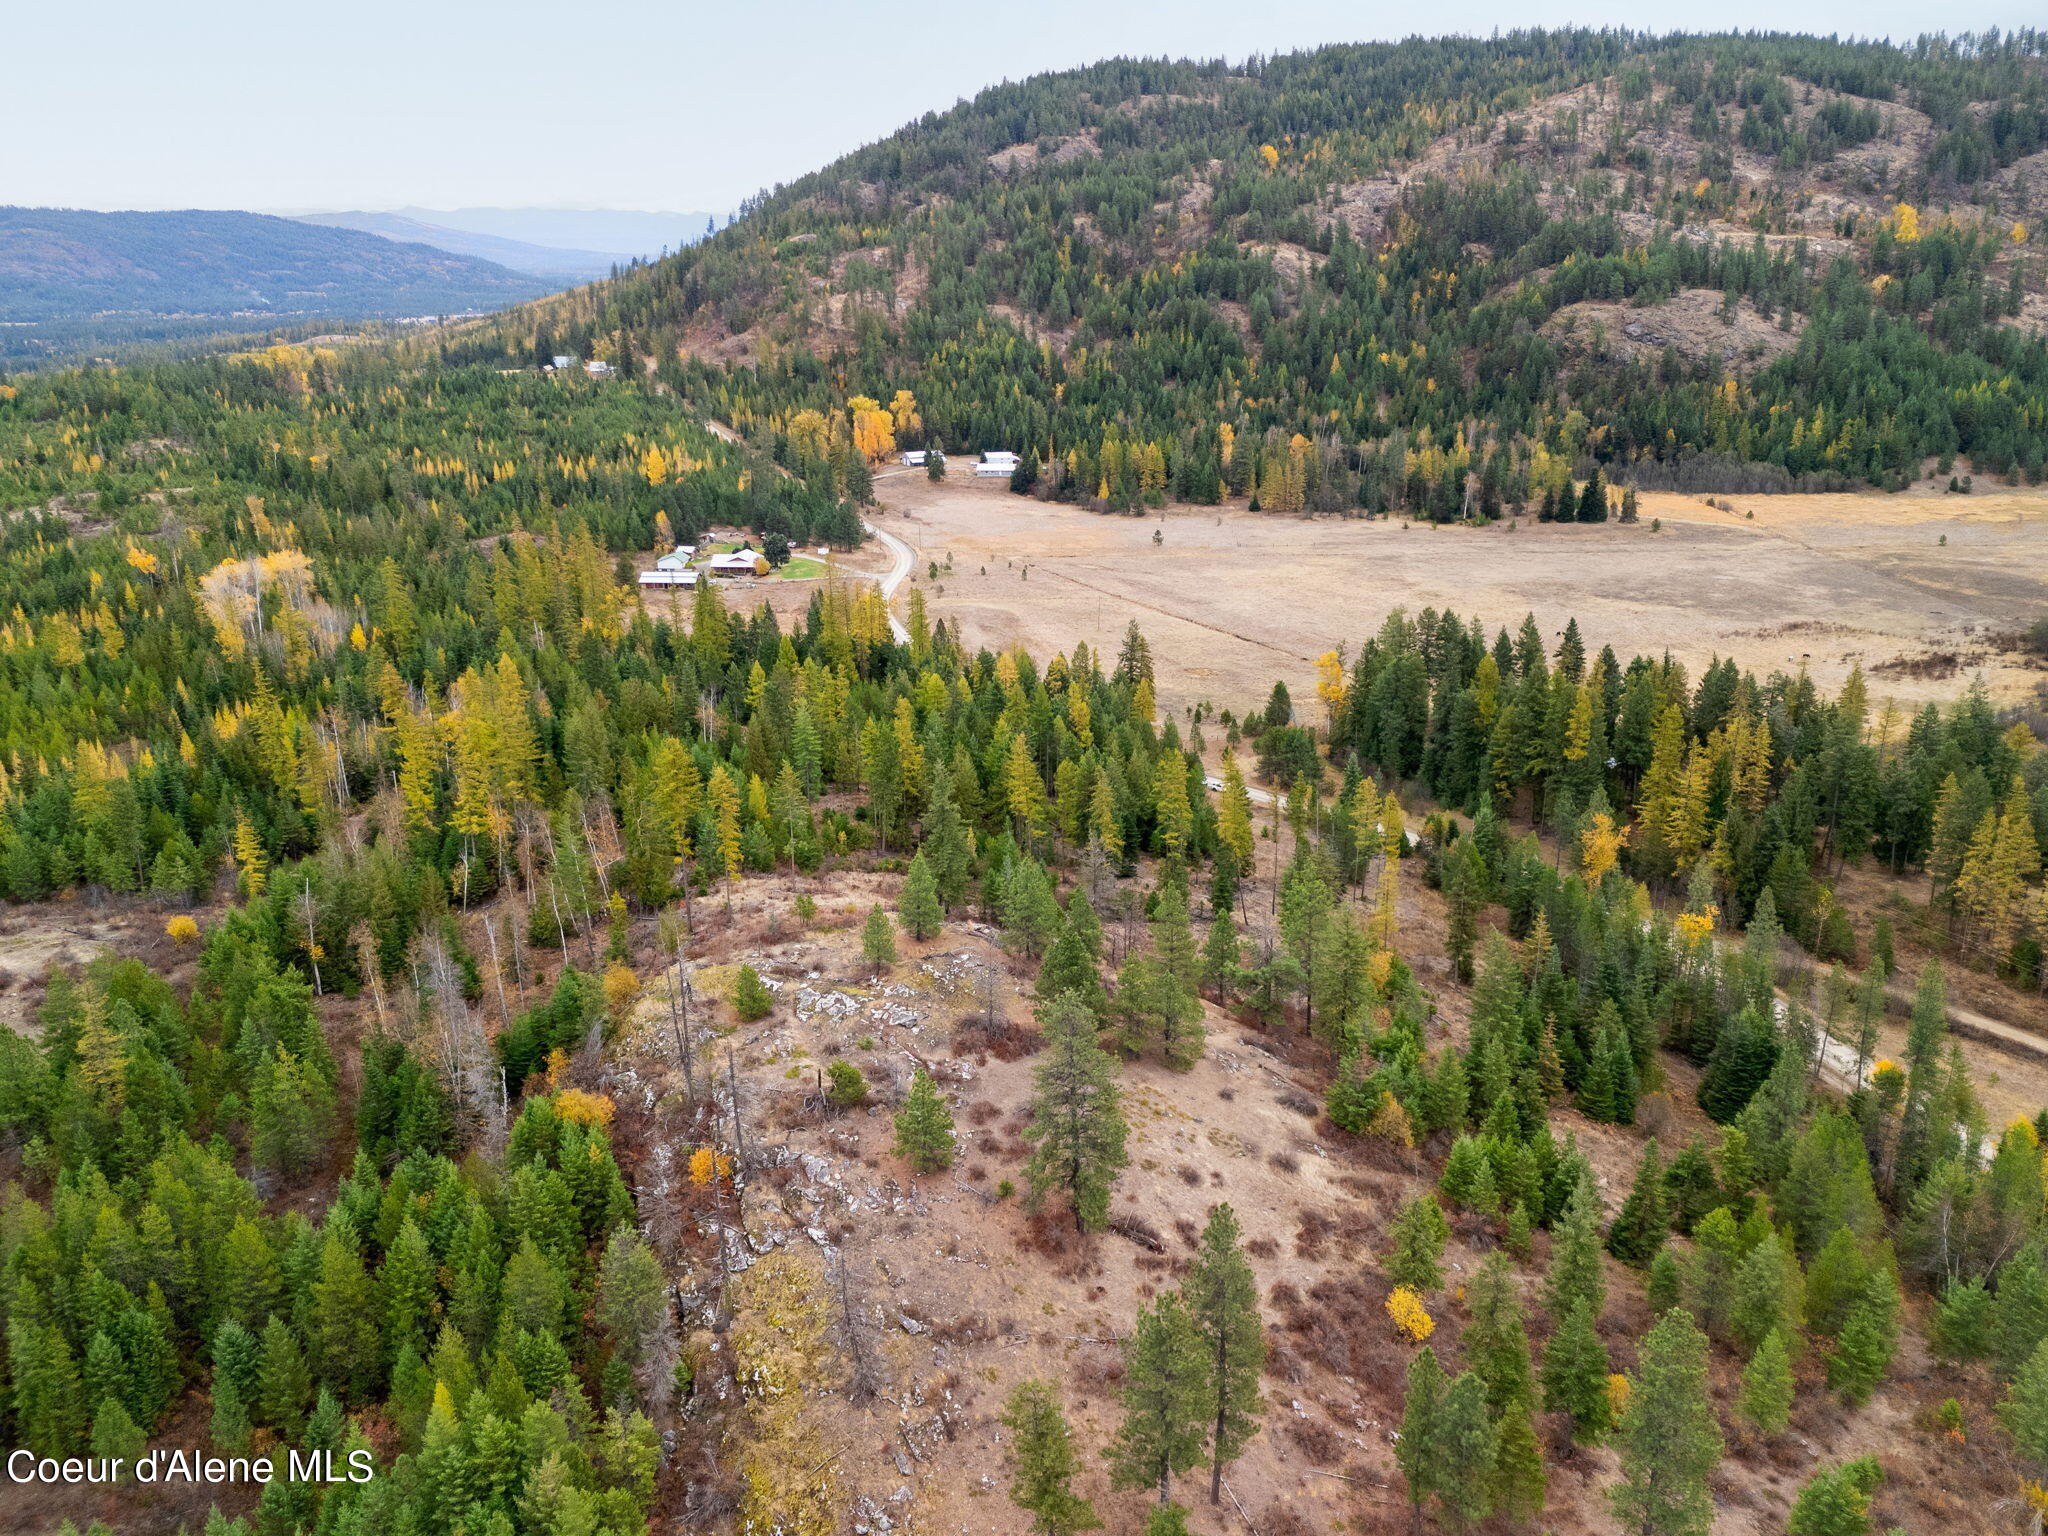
[452,29,2048,497]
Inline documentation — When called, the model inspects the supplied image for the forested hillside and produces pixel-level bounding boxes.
[0,333,2045,1534]
[4,27,2048,1536]
[452,29,2048,503]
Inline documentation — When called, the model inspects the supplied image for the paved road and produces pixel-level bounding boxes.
[863,519,914,644]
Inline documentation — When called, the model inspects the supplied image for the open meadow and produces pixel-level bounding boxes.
[875,470,2048,724]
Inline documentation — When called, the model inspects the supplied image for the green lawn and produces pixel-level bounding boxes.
[776,557,827,579]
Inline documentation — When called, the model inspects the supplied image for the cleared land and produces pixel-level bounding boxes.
[874,471,2048,723]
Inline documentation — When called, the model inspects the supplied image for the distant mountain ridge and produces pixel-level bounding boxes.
[290,211,630,283]
[0,206,547,322]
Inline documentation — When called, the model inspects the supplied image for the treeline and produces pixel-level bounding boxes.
[1290,606,2048,983]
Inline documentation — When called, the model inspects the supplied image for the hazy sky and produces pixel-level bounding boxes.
[5,0,2038,214]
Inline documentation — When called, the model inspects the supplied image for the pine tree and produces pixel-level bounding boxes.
[1546,1175,1607,1320]
[1396,1346,1450,1536]
[1436,1370,1501,1527]
[1731,1232,1804,1353]
[90,1394,147,1463]
[380,1217,436,1369]
[1107,1292,1210,1504]
[9,1320,83,1456]
[899,849,943,941]
[249,1045,335,1175]
[862,903,898,973]
[1490,1396,1548,1521]
[1543,1298,1612,1442]
[307,1231,382,1404]
[1611,1309,1722,1536]
[732,964,774,1022]
[1182,1204,1264,1504]
[1697,1006,1779,1123]
[1826,1270,1899,1405]
[2002,1337,2048,1517]
[1465,1253,1536,1412]
[893,1068,956,1173]
[1739,1328,1794,1437]
[257,1316,313,1438]
[1001,1380,1101,1536]
[596,1228,669,1371]
[1385,1192,1450,1293]
[1787,1457,1882,1536]
[1038,902,1108,1017]
[1023,992,1129,1232]
[1607,1141,1671,1266]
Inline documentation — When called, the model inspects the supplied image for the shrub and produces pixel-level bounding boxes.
[825,1059,868,1109]
[164,914,201,943]
[1385,1286,1434,1342]
[732,965,773,1021]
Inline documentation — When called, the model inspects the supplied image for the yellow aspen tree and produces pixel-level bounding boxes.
[1579,812,1629,883]
[1316,649,1349,735]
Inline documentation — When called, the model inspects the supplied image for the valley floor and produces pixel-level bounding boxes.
[870,472,2048,726]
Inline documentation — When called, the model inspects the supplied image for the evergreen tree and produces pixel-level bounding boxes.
[1542,1298,1613,1442]
[1106,1292,1209,1504]
[1182,1203,1265,1505]
[257,1316,314,1438]
[1826,1270,1899,1405]
[1465,1253,1536,1412]
[1739,1328,1794,1437]
[1023,992,1129,1231]
[1000,1379,1101,1536]
[90,1395,147,1464]
[1386,1192,1450,1293]
[1437,1370,1501,1527]
[1607,1141,1672,1266]
[596,1228,669,1373]
[1545,1175,1607,1320]
[307,1230,382,1404]
[893,1068,956,1173]
[1611,1309,1722,1536]
[1697,1007,1779,1123]
[9,1320,83,1456]
[1396,1346,1450,1535]
[732,963,774,1021]
[862,903,898,973]
[899,849,944,941]
[1787,1457,1882,1536]
[1490,1396,1548,1521]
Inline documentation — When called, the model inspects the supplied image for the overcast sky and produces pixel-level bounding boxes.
[4,0,2038,215]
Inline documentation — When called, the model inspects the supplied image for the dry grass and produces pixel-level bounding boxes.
[873,472,2048,731]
